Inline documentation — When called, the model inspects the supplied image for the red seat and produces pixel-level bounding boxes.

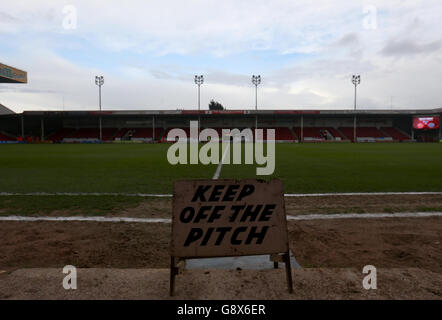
[70,128,99,139]
[0,133,15,141]
[46,128,75,141]
[68,128,117,140]
[101,128,118,140]
[326,127,345,140]
[164,127,191,139]
[272,127,294,140]
[382,127,410,141]
[293,127,325,139]
[338,127,389,141]
[133,128,161,138]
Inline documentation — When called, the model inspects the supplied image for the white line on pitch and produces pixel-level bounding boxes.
[0,216,172,223]
[287,211,442,220]
[284,192,442,197]
[1,191,442,197]
[212,143,230,180]
[1,211,441,223]
[0,192,173,197]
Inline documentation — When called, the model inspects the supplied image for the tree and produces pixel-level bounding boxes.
[208,100,224,110]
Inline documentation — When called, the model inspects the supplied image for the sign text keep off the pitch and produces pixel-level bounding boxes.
[171,179,289,258]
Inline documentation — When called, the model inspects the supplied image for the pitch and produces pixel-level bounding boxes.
[0,143,441,299]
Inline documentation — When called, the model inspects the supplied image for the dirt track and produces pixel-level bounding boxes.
[289,218,442,273]
[1,218,441,273]
[1,194,441,299]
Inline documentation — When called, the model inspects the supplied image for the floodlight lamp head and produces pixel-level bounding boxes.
[352,74,360,86]
[194,75,204,85]
[95,76,104,86]
[252,75,261,85]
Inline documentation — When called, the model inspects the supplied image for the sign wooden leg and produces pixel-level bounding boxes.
[284,251,293,294]
[170,256,176,296]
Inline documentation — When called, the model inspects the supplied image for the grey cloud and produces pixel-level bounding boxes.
[381,39,442,56]
[150,69,175,80]
[328,33,363,60]
[0,86,60,94]
[271,58,375,85]
[205,71,251,87]
[150,67,251,87]
[0,11,20,23]
[150,67,190,82]
[333,33,359,47]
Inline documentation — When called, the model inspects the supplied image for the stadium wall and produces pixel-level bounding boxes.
[0,109,440,142]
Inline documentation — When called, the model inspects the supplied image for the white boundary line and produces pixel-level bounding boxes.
[284,191,442,197]
[287,211,442,220]
[212,143,230,180]
[1,191,442,197]
[1,211,441,223]
[0,192,173,197]
[0,216,172,223]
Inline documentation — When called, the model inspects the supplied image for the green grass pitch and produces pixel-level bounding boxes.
[0,143,441,215]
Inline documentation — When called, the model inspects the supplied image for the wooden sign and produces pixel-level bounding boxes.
[170,179,292,295]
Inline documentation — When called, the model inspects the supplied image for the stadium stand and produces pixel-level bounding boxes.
[113,128,131,139]
[133,128,163,139]
[0,132,15,141]
[381,127,410,141]
[46,128,75,142]
[163,127,295,141]
[305,127,323,139]
[270,127,295,141]
[211,127,294,141]
[2,109,437,143]
[292,127,354,141]
[101,128,118,140]
[338,127,355,140]
[356,127,387,138]
[69,128,100,139]
[163,127,191,140]
[326,127,346,140]
[339,127,390,141]
[293,127,329,140]
[67,128,118,140]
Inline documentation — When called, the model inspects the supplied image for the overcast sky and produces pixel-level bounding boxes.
[1,0,441,112]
